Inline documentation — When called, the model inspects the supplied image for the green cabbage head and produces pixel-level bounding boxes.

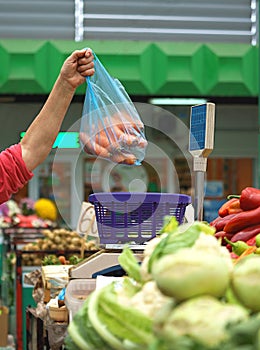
[152,248,231,301]
[154,295,248,348]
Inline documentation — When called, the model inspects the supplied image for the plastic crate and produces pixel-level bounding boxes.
[65,279,96,322]
[88,192,191,244]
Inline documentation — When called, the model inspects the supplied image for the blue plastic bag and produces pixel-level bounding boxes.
[80,51,147,165]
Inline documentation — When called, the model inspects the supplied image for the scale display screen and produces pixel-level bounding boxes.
[189,104,207,151]
[189,102,215,158]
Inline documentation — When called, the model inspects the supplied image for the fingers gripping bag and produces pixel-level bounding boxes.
[80,51,147,165]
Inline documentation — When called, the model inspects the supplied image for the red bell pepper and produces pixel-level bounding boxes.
[240,187,260,211]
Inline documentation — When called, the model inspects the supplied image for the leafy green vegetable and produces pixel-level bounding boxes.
[153,296,248,349]
[69,255,83,265]
[148,221,216,273]
[42,254,61,265]
[66,283,154,350]
[66,219,260,350]
[152,249,231,300]
[118,246,142,283]
[149,336,211,350]
[98,284,154,346]
[148,222,202,272]
[87,286,123,350]
[158,215,178,234]
[226,314,260,347]
[118,276,141,299]
[231,255,260,312]
[66,297,114,350]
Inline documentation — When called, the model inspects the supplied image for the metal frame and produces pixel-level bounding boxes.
[75,0,258,44]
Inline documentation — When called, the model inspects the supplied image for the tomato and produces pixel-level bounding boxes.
[58,255,66,265]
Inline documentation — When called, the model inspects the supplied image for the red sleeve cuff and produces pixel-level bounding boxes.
[0,144,34,204]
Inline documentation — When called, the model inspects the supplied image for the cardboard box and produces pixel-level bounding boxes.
[76,201,98,240]
[42,265,72,302]
[0,306,9,347]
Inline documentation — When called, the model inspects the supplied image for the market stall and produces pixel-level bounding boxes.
[4,102,260,350]
[0,196,100,350]
[65,210,260,350]
[19,189,191,349]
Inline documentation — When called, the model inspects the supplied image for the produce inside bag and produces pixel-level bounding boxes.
[80,110,147,165]
[80,50,147,166]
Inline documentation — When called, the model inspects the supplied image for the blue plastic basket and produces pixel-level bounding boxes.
[88,192,191,244]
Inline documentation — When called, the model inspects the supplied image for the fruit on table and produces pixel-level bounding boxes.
[22,228,98,266]
[231,254,260,312]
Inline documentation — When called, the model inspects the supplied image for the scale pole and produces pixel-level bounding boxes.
[193,158,207,221]
[194,171,205,221]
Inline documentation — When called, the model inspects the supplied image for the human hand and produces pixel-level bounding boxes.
[59,48,95,90]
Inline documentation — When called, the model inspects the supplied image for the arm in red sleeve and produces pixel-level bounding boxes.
[0,144,33,204]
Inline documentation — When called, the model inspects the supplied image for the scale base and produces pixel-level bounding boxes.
[69,249,144,279]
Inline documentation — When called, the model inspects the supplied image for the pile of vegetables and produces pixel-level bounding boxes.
[211,187,260,258]
[0,198,58,228]
[41,254,83,266]
[22,228,98,266]
[65,217,260,350]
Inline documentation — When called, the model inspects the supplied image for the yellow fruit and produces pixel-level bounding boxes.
[34,198,58,221]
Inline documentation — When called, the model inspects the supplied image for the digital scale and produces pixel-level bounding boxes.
[189,103,215,220]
